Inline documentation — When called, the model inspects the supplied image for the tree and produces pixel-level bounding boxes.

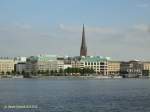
[37,70,41,74]
[1,71,5,75]
[23,72,30,78]
[50,70,54,75]
[11,70,16,75]
[54,70,58,76]
[58,68,64,76]
[16,71,21,75]
[64,67,72,75]
[31,71,37,76]
[89,68,95,74]
[44,70,50,76]
[63,67,96,76]
[21,70,25,75]
[6,71,11,75]
[41,70,45,75]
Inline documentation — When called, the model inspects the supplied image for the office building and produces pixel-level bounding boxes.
[0,57,15,74]
[120,60,143,77]
[108,61,121,76]
[142,62,150,76]
[80,56,110,75]
[26,55,58,73]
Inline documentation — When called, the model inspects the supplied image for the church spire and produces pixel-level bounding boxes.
[80,24,87,57]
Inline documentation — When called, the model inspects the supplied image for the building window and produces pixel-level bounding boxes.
[100,62,104,65]
[85,62,87,65]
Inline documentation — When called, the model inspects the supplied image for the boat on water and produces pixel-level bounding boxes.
[96,76,112,79]
[96,75,122,79]
[12,75,24,79]
[112,76,122,79]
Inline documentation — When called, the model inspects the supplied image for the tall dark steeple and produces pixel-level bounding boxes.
[80,24,87,57]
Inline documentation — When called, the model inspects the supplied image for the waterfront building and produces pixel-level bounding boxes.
[142,62,150,76]
[108,61,121,76]
[26,55,58,74]
[14,56,27,73]
[57,57,65,70]
[80,24,87,57]
[63,56,73,69]
[120,60,143,78]
[0,58,15,74]
[64,56,72,65]
[80,56,110,75]
[71,59,81,68]
[26,56,39,73]
[15,62,26,73]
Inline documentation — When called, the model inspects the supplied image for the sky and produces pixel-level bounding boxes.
[0,0,150,60]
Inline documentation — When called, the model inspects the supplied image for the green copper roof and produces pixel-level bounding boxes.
[37,55,57,61]
[28,55,57,62]
[80,56,110,62]
[27,56,38,62]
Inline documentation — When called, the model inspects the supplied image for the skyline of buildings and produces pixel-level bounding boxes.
[1,55,150,77]
[0,25,150,77]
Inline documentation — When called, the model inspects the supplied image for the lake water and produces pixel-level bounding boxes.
[0,78,150,112]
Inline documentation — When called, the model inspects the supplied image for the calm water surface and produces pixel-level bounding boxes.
[0,79,150,112]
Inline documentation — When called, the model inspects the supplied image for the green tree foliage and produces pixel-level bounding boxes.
[22,70,25,75]
[1,71,5,75]
[6,71,11,75]
[11,70,16,75]
[63,67,95,76]
[50,70,54,75]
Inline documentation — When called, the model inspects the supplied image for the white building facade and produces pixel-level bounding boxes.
[79,56,110,75]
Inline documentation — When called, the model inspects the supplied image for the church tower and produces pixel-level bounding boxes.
[80,24,87,57]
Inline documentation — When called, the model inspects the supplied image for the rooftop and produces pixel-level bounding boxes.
[80,56,111,62]
[27,55,57,62]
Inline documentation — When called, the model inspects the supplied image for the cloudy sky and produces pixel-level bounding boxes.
[0,0,150,60]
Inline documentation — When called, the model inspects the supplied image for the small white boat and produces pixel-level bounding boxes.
[12,75,24,79]
[112,76,122,79]
[96,76,112,79]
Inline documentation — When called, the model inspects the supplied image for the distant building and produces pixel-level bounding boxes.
[80,24,87,57]
[142,62,150,76]
[80,56,110,75]
[120,60,143,78]
[57,57,65,70]
[0,58,15,74]
[14,57,27,73]
[26,55,58,73]
[15,62,26,73]
[63,57,74,69]
[71,57,81,68]
[108,61,121,76]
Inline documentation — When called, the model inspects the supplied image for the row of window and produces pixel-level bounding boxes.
[127,69,142,72]
[84,62,107,65]
[81,65,107,68]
